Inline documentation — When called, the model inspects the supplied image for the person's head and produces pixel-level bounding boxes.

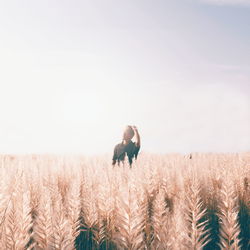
[123,125,134,141]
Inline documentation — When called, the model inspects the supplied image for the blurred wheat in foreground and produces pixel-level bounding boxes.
[0,153,249,250]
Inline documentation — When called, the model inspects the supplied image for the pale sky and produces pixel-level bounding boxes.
[0,0,249,155]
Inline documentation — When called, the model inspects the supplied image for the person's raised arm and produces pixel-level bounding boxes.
[132,126,141,148]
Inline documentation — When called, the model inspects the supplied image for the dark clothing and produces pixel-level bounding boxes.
[112,141,140,166]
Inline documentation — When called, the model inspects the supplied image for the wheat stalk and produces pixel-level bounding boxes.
[114,184,144,250]
[218,177,241,249]
[184,177,210,249]
[152,188,171,249]
[32,187,54,249]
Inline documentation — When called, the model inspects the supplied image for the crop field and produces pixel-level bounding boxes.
[0,152,249,249]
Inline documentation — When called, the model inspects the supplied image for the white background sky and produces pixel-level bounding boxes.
[0,0,249,155]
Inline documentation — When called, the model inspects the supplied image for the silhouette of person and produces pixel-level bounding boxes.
[112,125,141,167]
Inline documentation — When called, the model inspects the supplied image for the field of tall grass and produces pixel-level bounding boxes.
[0,152,249,249]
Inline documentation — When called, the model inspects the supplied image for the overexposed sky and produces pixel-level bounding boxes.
[0,0,249,155]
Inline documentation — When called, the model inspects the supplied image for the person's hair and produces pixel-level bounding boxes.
[125,125,134,137]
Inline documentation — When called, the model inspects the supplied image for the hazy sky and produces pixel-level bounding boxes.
[0,0,249,155]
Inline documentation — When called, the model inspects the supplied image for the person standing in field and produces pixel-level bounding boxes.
[112,125,141,167]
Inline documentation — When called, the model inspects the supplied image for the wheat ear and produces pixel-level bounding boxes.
[184,178,210,249]
[114,185,144,250]
[32,187,54,249]
[152,188,171,249]
[218,178,241,249]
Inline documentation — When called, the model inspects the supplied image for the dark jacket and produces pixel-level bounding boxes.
[112,140,140,166]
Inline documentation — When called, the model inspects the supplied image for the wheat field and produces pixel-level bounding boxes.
[0,152,249,249]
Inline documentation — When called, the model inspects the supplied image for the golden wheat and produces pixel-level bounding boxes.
[0,153,249,249]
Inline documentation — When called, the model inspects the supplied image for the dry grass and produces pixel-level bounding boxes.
[0,152,249,249]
